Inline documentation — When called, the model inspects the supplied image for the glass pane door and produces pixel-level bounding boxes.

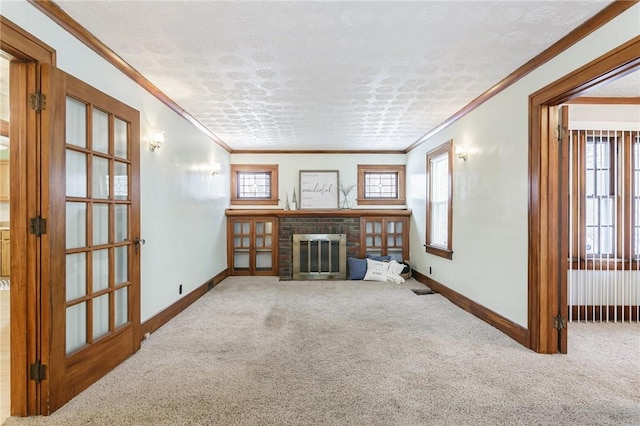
[44,65,140,414]
[65,98,132,355]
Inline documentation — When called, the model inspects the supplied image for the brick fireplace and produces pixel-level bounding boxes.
[279,216,360,280]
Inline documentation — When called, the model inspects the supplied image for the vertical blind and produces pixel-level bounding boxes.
[568,129,640,322]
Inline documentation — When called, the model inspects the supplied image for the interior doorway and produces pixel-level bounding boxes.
[566,100,640,323]
[528,36,640,354]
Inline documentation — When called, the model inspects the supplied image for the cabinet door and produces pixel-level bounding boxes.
[385,219,407,262]
[361,217,409,261]
[228,217,278,276]
[0,231,8,276]
[230,219,252,275]
[0,160,8,200]
[362,219,384,258]
[253,219,275,275]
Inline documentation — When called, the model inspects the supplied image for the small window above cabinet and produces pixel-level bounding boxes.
[361,217,409,262]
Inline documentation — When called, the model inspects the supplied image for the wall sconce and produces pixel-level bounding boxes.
[148,130,165,152]
[455,146,468,161]
[211,162,221,176]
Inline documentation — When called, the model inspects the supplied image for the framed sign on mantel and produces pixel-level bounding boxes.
[299,170,339,209]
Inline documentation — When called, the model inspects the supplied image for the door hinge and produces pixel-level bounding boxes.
[29,92,47,112]
[553,315,567,330]
[30,360,47,383]
[29,216,48,236]
[555,125,567,142]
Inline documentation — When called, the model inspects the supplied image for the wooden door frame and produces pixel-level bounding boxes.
[528,36,640,354]
[1,17,56,416]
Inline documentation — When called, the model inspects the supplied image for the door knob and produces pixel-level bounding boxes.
[134,237,146,254]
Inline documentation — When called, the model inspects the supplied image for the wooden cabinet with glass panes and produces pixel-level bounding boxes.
[227,217,278,275]
[360,217,409,262]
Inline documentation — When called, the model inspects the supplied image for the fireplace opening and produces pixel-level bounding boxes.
[293,234,346,280]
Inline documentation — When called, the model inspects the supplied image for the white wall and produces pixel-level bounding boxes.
[231,153,406,210]
[569,103,640,130]
[0,203,8,223]
[2,1,230,322]
[406,3,640,328]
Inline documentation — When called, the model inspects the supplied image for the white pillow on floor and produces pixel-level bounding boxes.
[363,259,390,282]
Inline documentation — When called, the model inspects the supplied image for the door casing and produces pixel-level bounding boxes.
[1,16,55,416]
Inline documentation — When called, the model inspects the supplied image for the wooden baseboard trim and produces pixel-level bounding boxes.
[140,269,229,339]
[412,269,529,348]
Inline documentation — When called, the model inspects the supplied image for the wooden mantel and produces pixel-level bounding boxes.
[225,209,412,218]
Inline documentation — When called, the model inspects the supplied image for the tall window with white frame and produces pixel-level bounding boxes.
[426,140,453,259]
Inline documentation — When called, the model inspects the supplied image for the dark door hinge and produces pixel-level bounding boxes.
[556,125,567,142]
[553,315,567,330]
[29,216,48,236]
[30,361,47,383]
[29,92,47,112]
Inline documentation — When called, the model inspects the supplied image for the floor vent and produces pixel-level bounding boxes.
[411,288,434,296]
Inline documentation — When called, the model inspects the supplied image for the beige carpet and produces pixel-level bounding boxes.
[4,277,640,425]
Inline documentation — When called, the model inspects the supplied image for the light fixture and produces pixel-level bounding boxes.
[148,130,165,152]
[455,145,468,161]
[211,162,221,176]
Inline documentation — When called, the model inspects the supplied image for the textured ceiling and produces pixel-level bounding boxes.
[52,0,622,152]
[586,70,640,98]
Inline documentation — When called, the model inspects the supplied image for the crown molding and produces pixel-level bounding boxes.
[230,149,406,155]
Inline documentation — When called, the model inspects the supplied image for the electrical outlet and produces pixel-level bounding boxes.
[179,284,183,295]
[429,267,432,274]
